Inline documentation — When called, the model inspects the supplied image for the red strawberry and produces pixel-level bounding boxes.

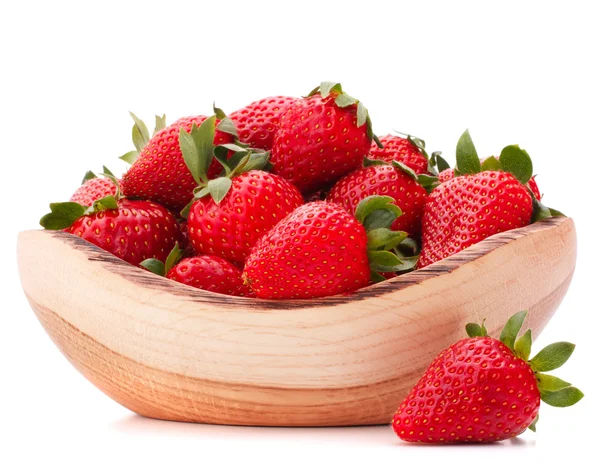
[417,130,560,268]
[70,168,119,206]
[41,198,181,266]
[327,163,428,236]
[437,167,454,183]
[243,197,417,299]
[120,112,236,212]
[177,120,304,266]
[229,96,298,150]
[368,134,429,174]
[167,255,254,297]
[393,310,583,443]
[271,82,379,193]
[528,175,541,200]
[188,170,303,265]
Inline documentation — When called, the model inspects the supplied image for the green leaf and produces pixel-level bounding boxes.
[455,129,480,175]
[356,101,368,127]
[207,177,233,204]
[140,258,166,276]
[154,114,167,135]
[392,160,418,181]
[119,150,139,165]
[213,103,227,120]
[367,228,407,251]
[216,117,238,137]
[219,143,249,153]
[373,134,383,149]
[536,373,572,392]
[102,166,115,177]
[193,186,211,199]
[368,250,405,272]
[433,152,450,172]
[164,243,183,274]
[82,170,97,184]
[319,81,342,98]
[88,195,118,213]
[179,126,201,184]
[334,92,357,108]
[394,237,419,257]
[499,310,527,351]
[408,135,427,156]
[499,144,533,185]
[466,319,488,338]
[514,329,532,360]
[130,112,150,152]
[363,157,387,167]
[179,116,217,184]
[417,174,440,193]
[40,202,86,230]
[532,197,553,222]
[371,271,386,283]
[481,156,502,171]
[354,196,402,231]
[540,387,584,408]
[528,414,539,432]
[529,342,576,372]
[180,200,194,219]
[237,150,270,174]
[549,207,566,217]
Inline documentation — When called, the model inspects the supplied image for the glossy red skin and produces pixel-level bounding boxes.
[327,165,428,236]
[418,171,533,268]
[393,336,540,443]
[230,96,298,150]
[70,178,117,207]
[271,94,370,193]
[67,200,181,266]
[121,115,235,212]
[167,255,254,297]
[243,201,371,299]
[439,162,541,200]
[368,135,428,174]
[187,170,303,266]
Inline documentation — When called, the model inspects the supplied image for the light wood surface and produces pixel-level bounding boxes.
[16,217,576,426]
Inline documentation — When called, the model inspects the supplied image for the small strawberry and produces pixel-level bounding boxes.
[327,161,429,236]
[367,134,429,174]
[141,244,254,297]
[271,82,380,193]
[393,310,583,443]
[178,118,304,265]
[243,196,417,299]
[40,193,181,266]
[418,130,561,268]
[229,96,298,150]
[120,110,237,212]
[70,168,118,207]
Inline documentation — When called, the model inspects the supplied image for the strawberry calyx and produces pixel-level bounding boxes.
[466,310,584,431]
[453,129,564,221]
[140,243,184,276]
[179,114,270,217]
[119,112,167,165]
[40,169,123,230]
[363,157,440,193]
[307,81,382,148]
[354,196,418,282]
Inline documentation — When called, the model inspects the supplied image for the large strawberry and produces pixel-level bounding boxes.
[120,110,237,212]
[229,96,298,150]
[393,310,583,443]
[327,161,429,236]
[178,118,304,265]
[141,244,254,297]
[243,196,417,299]
[367,134,429,174]
[270,82,380,193]
[40,183,181,266]
[417,130,560,268]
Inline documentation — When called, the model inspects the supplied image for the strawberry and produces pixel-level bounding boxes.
[120,111,237,212]
[271,82,380,193]
[178,117,304,265]
[393,310,583,443]
[243,196,417,299]
[70,169,118,207]
[141,244,254,297]
[40,196,181,266]
[229,96,298,150]
[418,130,561,268]
[367,134,429,174]
[327,161,429,236]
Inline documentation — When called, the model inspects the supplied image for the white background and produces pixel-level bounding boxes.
[1,1,599,468]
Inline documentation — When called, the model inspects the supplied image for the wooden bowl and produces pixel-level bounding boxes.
[16,217,576,426]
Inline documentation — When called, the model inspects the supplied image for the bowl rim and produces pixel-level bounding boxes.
[26,217,570,310]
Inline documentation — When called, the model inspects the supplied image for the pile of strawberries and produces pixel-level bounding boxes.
[40,81,561,300]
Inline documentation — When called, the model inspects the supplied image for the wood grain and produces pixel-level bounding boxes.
[16,217,576,426]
